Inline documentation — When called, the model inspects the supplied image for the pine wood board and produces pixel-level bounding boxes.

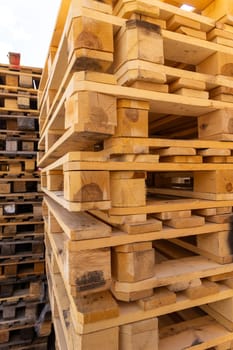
[170,238,233,265]
[149,187,233,201]
[44,195,111,240]
[46,255,233,335]
[115,60,233,90]
[159,315,233,350]
[46,215,228,253]
[113,0,214,30]
[41,188,111,212]
[112,256,233,294]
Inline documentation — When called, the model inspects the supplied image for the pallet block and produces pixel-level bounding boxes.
[5,140,17,152]
[17,95,30,109]
[198,109,233,141]
[112,242,155,282]
[22,141,35,151]
[64,90,117,135]
[47,231,112,296]
[197,52,233,77]
[64,170,110,202]
[110,171,146,207]
[67,16,114,70]
[197,231,233,262]
[13,181,27,193]
[19,74,33,87]
[4,98,18,109]
[115,99,149,137]
[0,183,11,194]
[114,19,164,72]
[47,170,63,191]
[76,327,119,350]
[119,318,158,350]
[5,74,18,86]
[194,170,233,195]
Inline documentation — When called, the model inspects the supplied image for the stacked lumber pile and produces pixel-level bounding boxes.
[38,0,233,348]
[0,63,52,349]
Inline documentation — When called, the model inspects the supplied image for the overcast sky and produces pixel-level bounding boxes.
[0,0,61,68]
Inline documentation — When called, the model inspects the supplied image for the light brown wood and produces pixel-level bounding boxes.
[169,78,206,92]
[0,184,11,194]
[173,88,209,99]
[194,170,233,194]
[202,0,233,21]
[167,15,201,31]
[64,170,110,202]
[197,231,231,258]
[77,327,119,350]
[197,52,233,77]
[110,174,146,208]
[164,215,205,229]
[152,210,191,220]
[176,26,207,40]
[65,91,117,134]
[6,74,18,86]
[67,15,113,68]
[185,280,220,300]
[112,245,155,282]
[115,99,149,137]
[138,287,176,310]
[114,20,164,72]
[198,109,233,140]
[44,196,111,240]
[119,318,158,350]
[112,256,233,295]
[47,170,63,191]
[159,315,233,350]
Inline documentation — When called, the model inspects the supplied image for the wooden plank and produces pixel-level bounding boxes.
[159,315,233,350]
[44,196,111,240]
[47,250,233,335]
[112,256,233,294]
[176,26,207,40]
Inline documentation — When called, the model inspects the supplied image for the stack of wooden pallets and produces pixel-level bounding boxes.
[38,0,233,348]
[0,63,52,349]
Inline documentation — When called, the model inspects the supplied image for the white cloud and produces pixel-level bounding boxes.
[0,0,61,67]
[0,5,17,28]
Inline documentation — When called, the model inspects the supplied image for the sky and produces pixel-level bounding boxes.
[0,0,61,68]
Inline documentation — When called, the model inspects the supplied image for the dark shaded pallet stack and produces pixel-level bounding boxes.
[0,63,52,349]
[38,0,233,349]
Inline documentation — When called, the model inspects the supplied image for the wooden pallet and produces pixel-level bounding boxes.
[0,237,44,259]
[0,221,43,240]
[0,301,47,329]
[38,0,117,134]
[0,257,45,280]
[0,157,36,173]
[47,254,233,350]
[44,195,232,251]
[0,138,38,153]
[0,277,45,302]
[0,200,42,218]
[38,1,233,349]
[0,324,50,348]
